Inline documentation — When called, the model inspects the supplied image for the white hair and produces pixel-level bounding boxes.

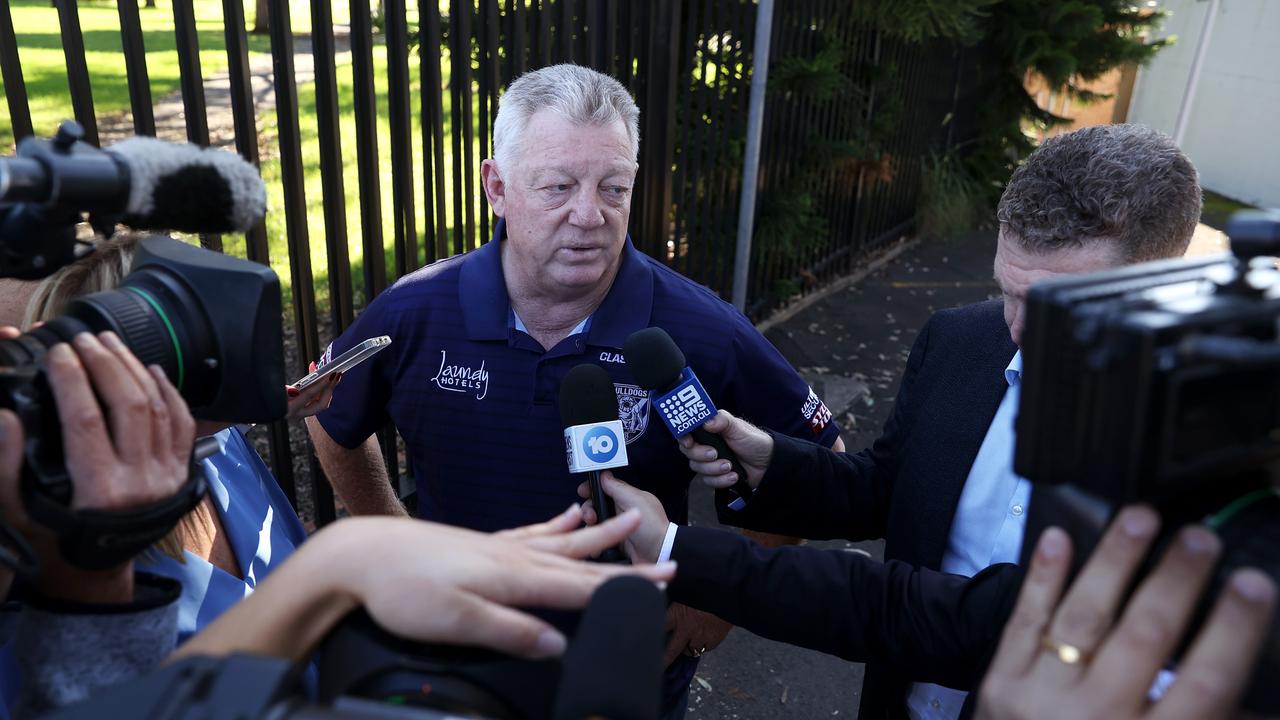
[492,64,641,174]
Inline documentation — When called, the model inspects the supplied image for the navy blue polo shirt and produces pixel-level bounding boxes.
[316,221,840,531]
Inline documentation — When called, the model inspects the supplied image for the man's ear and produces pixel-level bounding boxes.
[481,160,506,217]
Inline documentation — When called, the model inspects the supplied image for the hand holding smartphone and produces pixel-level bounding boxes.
[283,336,392,421]
[293,336,392,391]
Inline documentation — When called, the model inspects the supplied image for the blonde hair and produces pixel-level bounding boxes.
[22,233,141,329]
[24,231,196,562]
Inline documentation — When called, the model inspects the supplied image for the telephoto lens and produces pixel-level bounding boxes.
[0,235,285,508]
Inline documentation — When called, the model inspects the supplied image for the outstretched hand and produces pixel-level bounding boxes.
[676,410,773,489]
[173,507,677,663]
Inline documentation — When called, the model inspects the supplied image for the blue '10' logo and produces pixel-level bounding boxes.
[583,426,619,463]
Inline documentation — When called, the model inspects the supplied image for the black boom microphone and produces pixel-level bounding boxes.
[552,576,665,720]
[559,364,628,563]
[0,121,267,278]
[624,327,755,510]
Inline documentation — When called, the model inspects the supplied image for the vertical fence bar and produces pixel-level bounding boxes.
[311,0,354,331]
[116,0,156,137]
[350,0,387,299]
[455,0,477,248]
[421,0,449,260]
[509,0,527,78]
[585,0,601,70]
[171,0,210,147]
[220,0,268,263]
[218,0,290,504]
[478,0,500,243]
[172,0,220,251]
[54,1,98,147]
[386,0,419,277]
[538,0,552,68]
[558,0,573,63]
[0,2,33,143]
[636,0,681,259]
[268,0,335,526]
[603,0,618,76]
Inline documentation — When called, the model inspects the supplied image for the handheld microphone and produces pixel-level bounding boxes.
[0,121,266,234]
[553,576,665,720]
[559,363,628,564]
[624,327,755,510]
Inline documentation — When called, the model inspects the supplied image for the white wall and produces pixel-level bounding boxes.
[1127,0,1280,208]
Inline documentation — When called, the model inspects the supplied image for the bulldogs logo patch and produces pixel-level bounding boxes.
[614,383,651,444]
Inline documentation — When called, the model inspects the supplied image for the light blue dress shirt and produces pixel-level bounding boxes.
[907,351,1030,720]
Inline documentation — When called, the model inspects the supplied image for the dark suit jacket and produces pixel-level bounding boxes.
[717,299,1019,718]
[668,526,1022,693]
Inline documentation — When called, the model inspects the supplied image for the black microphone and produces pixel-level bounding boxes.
[624,327,755,510]
[559,363,629,564]
[0,121,266,234]
[553,576,665,720]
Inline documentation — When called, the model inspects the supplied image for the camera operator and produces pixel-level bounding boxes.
[0,330,196,715]
[18,232,336,647]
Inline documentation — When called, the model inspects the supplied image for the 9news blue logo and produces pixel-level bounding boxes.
[583,426,620,463]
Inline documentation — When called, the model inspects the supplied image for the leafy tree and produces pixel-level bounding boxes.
[968,1,1168,201]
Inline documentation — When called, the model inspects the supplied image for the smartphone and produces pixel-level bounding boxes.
[293,336,392,390]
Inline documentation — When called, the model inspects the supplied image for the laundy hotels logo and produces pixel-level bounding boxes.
[431,349,490,400]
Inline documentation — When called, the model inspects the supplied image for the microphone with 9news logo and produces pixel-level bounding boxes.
[559,363,628,563]
[625,327,755,510]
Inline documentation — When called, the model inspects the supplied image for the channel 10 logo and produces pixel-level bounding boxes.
[583,425,620,463]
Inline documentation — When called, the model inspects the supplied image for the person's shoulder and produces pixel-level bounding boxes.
[644,255,740,328]
[929,298,1005,332]
[368,251,472,317]
[925,299,1013,354]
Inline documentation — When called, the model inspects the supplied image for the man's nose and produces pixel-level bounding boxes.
[568,189,606,229]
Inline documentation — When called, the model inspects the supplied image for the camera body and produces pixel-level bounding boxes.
[1016,210,1280,713]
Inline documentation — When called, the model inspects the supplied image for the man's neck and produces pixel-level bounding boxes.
[503,256,617,352]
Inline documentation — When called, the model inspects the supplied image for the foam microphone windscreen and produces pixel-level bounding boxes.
[559,363,622,428]
[552,576,665,720]
[623,327,686,391]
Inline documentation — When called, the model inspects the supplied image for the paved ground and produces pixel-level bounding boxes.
[682,229,1003,719]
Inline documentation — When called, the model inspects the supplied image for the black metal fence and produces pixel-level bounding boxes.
[0,0,970,525]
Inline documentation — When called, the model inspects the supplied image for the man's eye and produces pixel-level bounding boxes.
[547,184,572,193]
[604,186,629,197]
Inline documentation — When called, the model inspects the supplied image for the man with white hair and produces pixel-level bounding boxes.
[308,64,844,715]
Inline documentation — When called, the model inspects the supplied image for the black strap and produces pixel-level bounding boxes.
[21,461,207,571]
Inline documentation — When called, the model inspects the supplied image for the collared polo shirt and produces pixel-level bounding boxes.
[317,220,840,531]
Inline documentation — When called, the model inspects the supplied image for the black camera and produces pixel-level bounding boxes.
[1016,209,1280,713]
[0,125,284,572]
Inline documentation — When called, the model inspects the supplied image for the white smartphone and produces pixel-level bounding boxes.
[293,336,392,390]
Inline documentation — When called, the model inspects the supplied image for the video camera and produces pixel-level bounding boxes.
[1016,210,1280,713]
[0,124,285,573]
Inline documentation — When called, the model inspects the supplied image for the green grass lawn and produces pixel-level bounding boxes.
[1,1,488,332]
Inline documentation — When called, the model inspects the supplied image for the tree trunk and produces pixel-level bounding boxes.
[252,0,269,34]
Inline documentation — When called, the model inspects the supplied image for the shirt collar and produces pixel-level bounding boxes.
[1005,350,1023,387]
[458,218,654,348]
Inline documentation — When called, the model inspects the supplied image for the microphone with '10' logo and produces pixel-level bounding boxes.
[559,363,629,563]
